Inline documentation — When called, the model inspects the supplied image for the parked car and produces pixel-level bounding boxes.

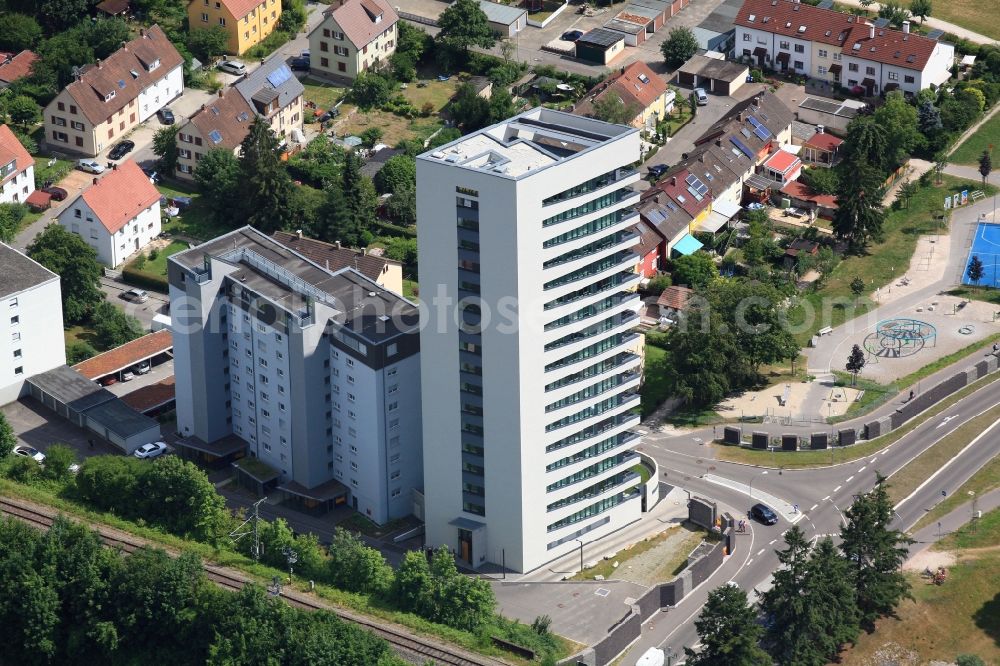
[290,56,310,71]
[41,186,68,201]
[134,442,167,459]
[99,376,118,386]
[158,107,175,125]
[13,445,45,463]
[121,370,135,382]
[133,360,151,375]
[647,164,670,178]
[108,140,135,160]
[218,60,247,76]
[77,159,105,174]
[694,88,709,105]
[561,29,584,41]
[750,503,779,525]
[849,85,866,96]
[121,288,149,303]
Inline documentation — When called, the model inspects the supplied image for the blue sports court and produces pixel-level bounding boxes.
[964,222,1000,288]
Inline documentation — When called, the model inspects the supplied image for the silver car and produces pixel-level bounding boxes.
[77,159,105,174]
[218,60,247,76]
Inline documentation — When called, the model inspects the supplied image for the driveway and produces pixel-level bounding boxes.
[1,399,122,460]
[100,277,170,331]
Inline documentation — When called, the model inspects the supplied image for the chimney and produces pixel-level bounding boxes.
[816,124,824,134]
[670,176,677,186]
[219,89,224,97]
[200,104,206,111]
[715,138,722,147]
[112,164,117,170]
[335,240,342,249]
[296,229,303,239]
[655,195,661,203]
[140,28,146,37]
[869,23,875,39]
[96,58,102,69]
[121,41,127,50]
[902,20,910,33]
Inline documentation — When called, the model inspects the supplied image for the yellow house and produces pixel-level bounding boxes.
[572,61,674,130]
[188,0,282,55]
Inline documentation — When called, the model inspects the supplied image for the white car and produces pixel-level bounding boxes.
[77,159,105,174]
[13,444,45,463]
[133,442,167,459]
[133,360,151,375]
[217,60,247,76]
[694,88,709,105]
[121,370,135,382]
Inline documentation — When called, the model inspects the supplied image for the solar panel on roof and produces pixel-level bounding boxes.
[926,28,944,39]
[730,136,754,158]
[266,65,293,88]
[741,127,752,139]
[687,186,703,201]
[873,17,890,28]
[118,79,126,89]
[817,1,832,10]
[208,130,223,144]
[685,173,709,197]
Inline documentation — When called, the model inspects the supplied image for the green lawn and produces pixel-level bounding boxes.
[946,285,1000,306]
[32,156,73,189]
[951,111,1000,165]
[302,78,348,113]
[915,454,1000,530]
[402,279,419,301]
[641,342,671,417]
[786,176,996,344]
[157,182,230,242]
[126,240,189,286]
[902,0,1000,41]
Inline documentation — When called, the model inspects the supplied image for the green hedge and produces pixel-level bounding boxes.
[121,266,168,293]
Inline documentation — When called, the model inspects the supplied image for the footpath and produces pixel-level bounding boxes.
[829,0,994,44]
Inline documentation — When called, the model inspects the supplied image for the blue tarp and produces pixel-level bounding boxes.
[673,233,704,256]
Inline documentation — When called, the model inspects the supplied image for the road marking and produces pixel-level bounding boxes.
[746,558,754,565]
[809,503,818,511]
[870,457,878,464]
[858,466,866,472]
[936,414,959,429]
[822,495,830,501]
[833,485,842,492]
[769,539,776,545]
[845,475,855,483]
[757,548,765,556]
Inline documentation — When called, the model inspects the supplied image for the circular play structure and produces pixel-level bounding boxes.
[863,318,937,358]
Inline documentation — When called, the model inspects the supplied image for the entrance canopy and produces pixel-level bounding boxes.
[673,233,704,256]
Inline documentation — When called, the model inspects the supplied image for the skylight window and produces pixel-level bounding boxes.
[208,130,223,144]
[118,79,126,89]
[748,13,756,21]
[637,73,650,84]
[130,69,139,78]
[798,25,806,32]
[211,106,220,115]
[853,42,862,50]
[237,111,249,122]
[676,194,687,203]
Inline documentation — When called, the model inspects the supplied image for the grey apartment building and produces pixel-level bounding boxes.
[169,227,421,524]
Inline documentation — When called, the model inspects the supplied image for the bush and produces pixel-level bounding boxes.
[4,456,41,484]
[646,274,672,294]
[148,248,160,261]
[121,266,168,293]
[420,102,435,117]
[66,341,97,365]
[956,656,986,666]
[0,202,29,243]
[41,443,78,482]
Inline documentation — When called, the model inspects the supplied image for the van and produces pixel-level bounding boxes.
[694,88,708,105]
[636,647,665,666]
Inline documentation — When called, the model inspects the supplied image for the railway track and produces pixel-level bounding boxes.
[0,497,507,666]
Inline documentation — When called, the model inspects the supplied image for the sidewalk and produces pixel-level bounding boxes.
[905,488,1000,555]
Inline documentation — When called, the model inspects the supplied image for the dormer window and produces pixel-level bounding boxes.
[130,69,139,78]
[748,13,755,21]
[147,59,160,72]
[105,90,116,101]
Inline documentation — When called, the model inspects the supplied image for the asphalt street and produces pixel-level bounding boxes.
[619,379,1000,664]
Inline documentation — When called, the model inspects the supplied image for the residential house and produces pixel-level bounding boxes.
[478,0,527,38]
[783,237,819,269]
[187,0,282,55]
[573,61,674,130]
[0,50,38,88]
[0,125,35,205]
[308,0,398,81]
[272,230,404,294]
[800,130,842,166]
[174,88,255,179]
[233,54,304,142]
[56,160,160,267]
[655,285,693,321]
[43,26,183,157]
[760,149,802,185]
[780,180,838,219]
[734,0,953,94]
[643,169,713,256]
[633,218,666,277]
[0,243,66,405]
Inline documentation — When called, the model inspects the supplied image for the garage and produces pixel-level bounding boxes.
[676,53,749,96]
[575,29,627,66]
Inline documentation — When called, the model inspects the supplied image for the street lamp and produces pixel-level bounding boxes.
[283,546,298,584]
[969,490,978,532]
[749,470,768,500]
[574,538,584,573]
[665,646,677,666]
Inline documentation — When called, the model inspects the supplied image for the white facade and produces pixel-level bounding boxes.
[58,195,161,268]
[417,108,645,574]
[0,245,66,405]
[137,64,183,122]
[0,162,34,205]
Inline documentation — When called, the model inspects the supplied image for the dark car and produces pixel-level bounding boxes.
[41,186,68,201]
[647,164,670,179]
[849,85,866,96]
[561,29,584,41]
[750,503,779,525]
[290,56,310,71]
[158,107,175,124]
[108,140,135,160]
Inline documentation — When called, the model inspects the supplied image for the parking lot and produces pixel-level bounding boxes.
[2,399,135,461]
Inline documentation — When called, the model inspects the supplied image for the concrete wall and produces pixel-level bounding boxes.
[0,275,66,405]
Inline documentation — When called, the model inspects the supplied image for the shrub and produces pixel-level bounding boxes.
[148,248,160,261]
[121,266,168,293]
[421,101,435,116]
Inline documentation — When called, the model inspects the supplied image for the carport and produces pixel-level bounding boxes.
[174,433,246,468]
[73,329,173,385]
[676,54,749,95]
[278,478,349,515]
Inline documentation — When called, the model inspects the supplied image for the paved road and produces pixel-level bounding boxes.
[618,378,1000,664]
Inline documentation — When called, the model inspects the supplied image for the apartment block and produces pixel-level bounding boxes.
[417,108,645,573]
[0,244,66,405]
[43,26,183,157]
[188,0,282,55]
[308,0,397,81]
[0,124,34,205]
[169,227,421,524]
[735,0,953,95]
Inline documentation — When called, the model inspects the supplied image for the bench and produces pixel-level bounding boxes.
[818,326,833,336]
[778,384,791,407]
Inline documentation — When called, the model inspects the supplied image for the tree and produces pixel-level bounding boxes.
[663,302,750,406]
[488,87,516,124]
[850,276,865,299]
[917,99,943,138]
[374,154,416,195]
[152,125,181,175]
[877,0,910,27]
[66,341,97,365]
[839,474,913,628]
[872,92,924,170]
[27,224,103,323]
[436,0,496,61]
[761,527,815,664]
[0,13,42,52]
[137,456,229,542]
[92,301,143,349]
[40,443,78,482]
[833,161,886,251]
[386,182,417,226]
[360,127,383,148]
[934,151,949,184]
[8,95,41,129]
[685,584,773,666]
[966,254,984,288]
[800,166,839,195]
[0,202,29,243]
[978,149,992,185]
[79,18,132,60]
[195,149,241,222]
[326,528,394,595]
[843,116,889,173]
[396,20,431,64]
[910,0,932,23]
[38,0,90,32]
[0,412,15,458]
[660,27,699,68]
[846,344,866,386]
[186,26,230,62]
[449,82,493,131]
[858,0,874,14]
[591,95,640,125]
[237,117,297,233]
[351,73,393,109]
[894,179,918,209]
[672,252,718,288]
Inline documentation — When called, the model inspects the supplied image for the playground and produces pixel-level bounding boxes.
[963,221,1000,288]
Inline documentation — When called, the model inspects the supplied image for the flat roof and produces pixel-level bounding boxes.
[278,478,349,501]
[0,243,58,300]
[174,433,248,457]
[605,18,645,35]
[419,107,635,179]
[27,365,115,413]
[83,399,160,439]
[73,330,173,380]
[798,96,865,117]
[120,377,175,413]
[679,54,749,82]
[478,0,526,24]
[577,27,626,48]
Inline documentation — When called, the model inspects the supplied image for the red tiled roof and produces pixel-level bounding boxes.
[120,377,175,413]
[781,180,838,209]
[574,62,668,121]
[0,124,34,188]
[323,0,398,49]
[96,0,129,14]
[734,0,939,71]
[186,87,256,151]
[74,329,173,380]
[657,286,693,311]
[804,132,843,152]
[0,50,38,84]
[644,168,712,218]
[220,0,267,20]
[56,26,183,126]
[763,149,801,174]
[79,160,160,234]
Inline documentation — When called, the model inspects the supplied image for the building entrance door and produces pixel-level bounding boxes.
[458,528,473,564]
